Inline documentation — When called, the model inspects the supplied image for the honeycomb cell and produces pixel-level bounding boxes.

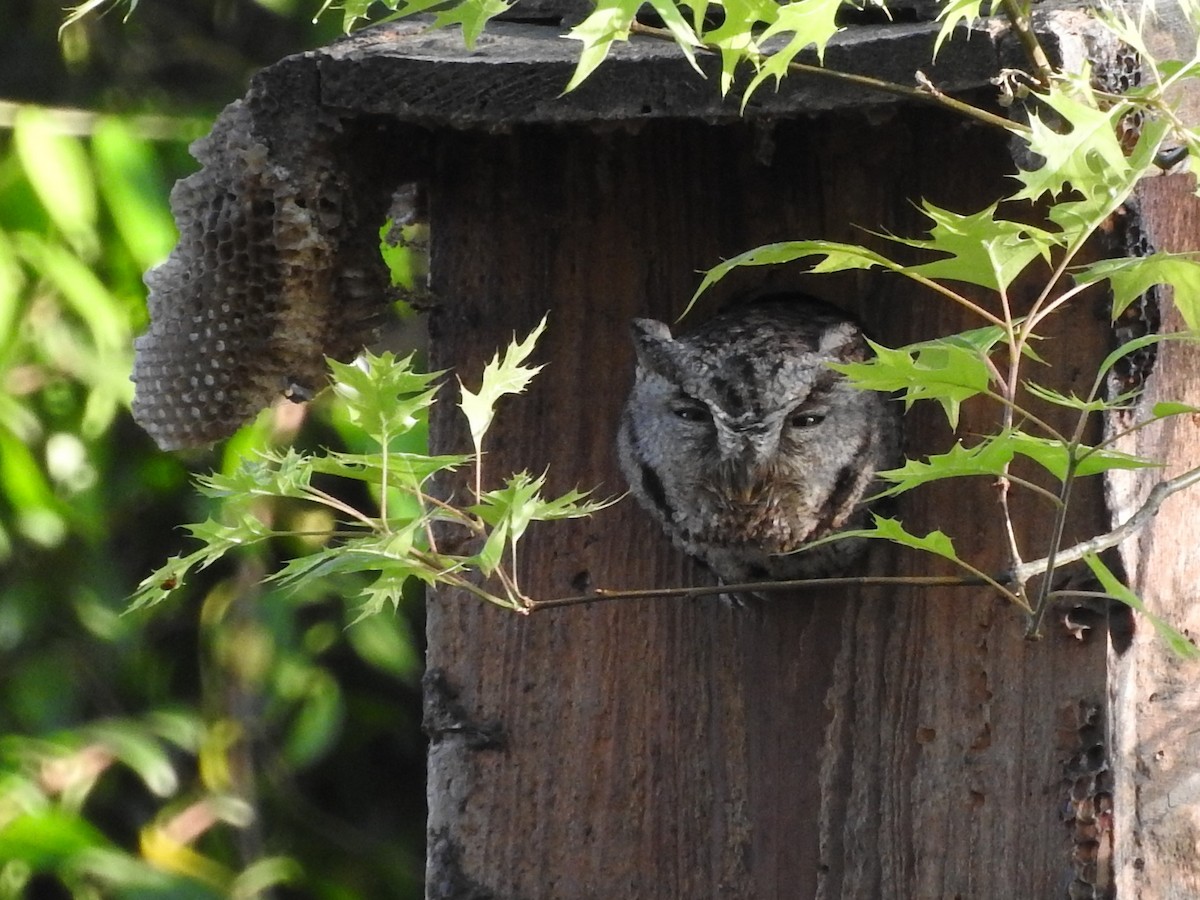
[131,96,392,450]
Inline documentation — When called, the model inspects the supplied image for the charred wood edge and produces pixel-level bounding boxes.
[316,13,1039,124]
[1061,700,1114,898]
[427,828,497,900]
[422,668,507,751]
[526,463,1200,611]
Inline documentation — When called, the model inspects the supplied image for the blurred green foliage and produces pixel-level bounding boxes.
[0,4,426,897]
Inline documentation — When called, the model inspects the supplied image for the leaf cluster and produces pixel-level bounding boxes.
[0,711,301,897]
[687,4,1200,650]
[133,320,614,616]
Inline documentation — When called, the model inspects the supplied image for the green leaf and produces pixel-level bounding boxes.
[1094,332,1197,387]
[475,516,510,576]
[743,0,847,104]
[458,315,547,458]
[0,809,113,864]
[328,351,442,445]
[1006,432,1157,480]
[308,450,470,488]
[1151,400,1200,417]
[826,514,962,562]
[874,439,1018,497]
[11,233,129,355]
[433,0,513,48]
[645,0,704,75]
[281,666,343,766]
[91,117,178,270]
[1083,553,1200,659]
[1022,381,1113,413]
[1073,252,1200,328]
[693,240,895,308]
[344,613,421,680]
[700,0,777,94]
[891,201,1057,292]
[129,514,274,610]
[472,471,614,539]
[563,0,643,92]
[933,0,995,58]
[355,577,414,620]
[86,721,178,796]
[1038,110,1171,247]
[1011,86,1132,204]
[230,858,304,898]
[13,107,98,257]
[833,337,993,429]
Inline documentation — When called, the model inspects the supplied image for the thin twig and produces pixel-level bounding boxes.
[627,22,1030,135]
[0,99,206,140]
[1025,454,1078,637]
[527,464,1200,612]
[525,574,988,610]
[1013,462,1200,581]
[998,0,1056,87]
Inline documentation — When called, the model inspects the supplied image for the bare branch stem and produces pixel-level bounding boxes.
[998,0,1056,87]
[626,22,1028,135]
[528,464,1200,613]
[1013,463,1200,581]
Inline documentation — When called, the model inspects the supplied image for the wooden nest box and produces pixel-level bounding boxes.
[132,6,1200,897]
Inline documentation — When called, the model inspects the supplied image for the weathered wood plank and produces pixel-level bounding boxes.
[424,114,1113,898]
[1108,174,1200,900]
[315,17,1030,125]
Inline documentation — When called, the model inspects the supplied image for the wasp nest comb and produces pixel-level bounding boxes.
[132,74,392,450]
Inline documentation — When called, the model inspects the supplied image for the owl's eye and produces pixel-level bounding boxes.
[672,402,711,423]
[788,411,826,428]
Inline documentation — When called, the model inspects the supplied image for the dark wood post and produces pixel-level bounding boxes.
[134,9,1200,897]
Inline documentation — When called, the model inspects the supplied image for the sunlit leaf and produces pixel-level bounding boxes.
[1073,252,1200,328]
[0,809,113,864]
[458,315,547,458]
[818,514,962,561]
[693,240,896,309]
[645,0,704,74]
[1011,85,1131,203]
[328,351,443,443]
[743,0,846,104]
[564,0,643,92]
[433,0,513,48]
[933,0,995,58]
[1005,431,1158,479]
[1151,400,1200,417]
[12,108,98,257]
[874,439,1019,497]
[1083,553,1200,659]
[890,201,1056,291]
[91,118,178,270]
[701,0,777,94]
[833,337,993,429]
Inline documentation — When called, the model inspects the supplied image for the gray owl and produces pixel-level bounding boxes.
[617,295,900,585]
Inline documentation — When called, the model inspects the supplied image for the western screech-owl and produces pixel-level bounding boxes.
[617,295,900,585]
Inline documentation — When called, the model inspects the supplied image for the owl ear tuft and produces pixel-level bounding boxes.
[630,319,681,376]
[817,321,869,362]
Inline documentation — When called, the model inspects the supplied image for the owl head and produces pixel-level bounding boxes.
[617,294,898,582]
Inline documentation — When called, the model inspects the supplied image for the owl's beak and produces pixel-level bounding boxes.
[718,431,778,499]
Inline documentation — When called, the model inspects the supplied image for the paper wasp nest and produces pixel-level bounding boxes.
[132,92,392,450]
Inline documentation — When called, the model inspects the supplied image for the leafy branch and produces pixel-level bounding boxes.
[133,322,615,616]
[674,7,1200,648]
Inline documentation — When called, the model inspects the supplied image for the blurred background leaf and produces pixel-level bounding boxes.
[0,2,426,896]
